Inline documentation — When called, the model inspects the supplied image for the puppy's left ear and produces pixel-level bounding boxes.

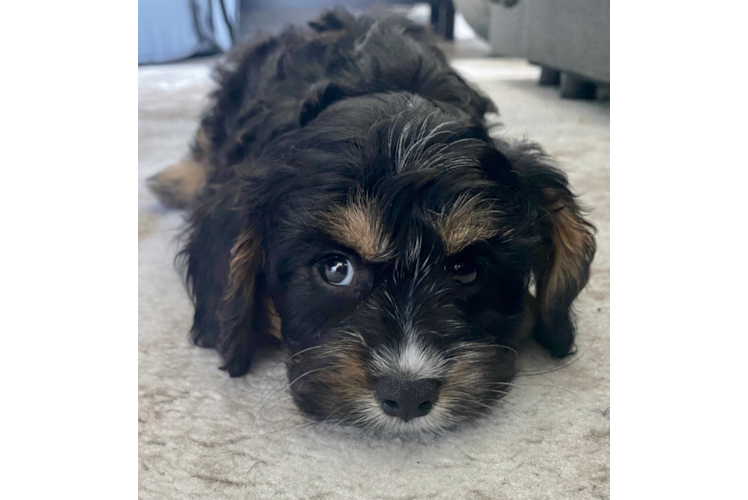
[504,141,597,357]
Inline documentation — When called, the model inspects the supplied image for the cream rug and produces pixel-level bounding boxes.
[138,56,610,500]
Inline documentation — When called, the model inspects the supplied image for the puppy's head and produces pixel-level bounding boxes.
[201,94,595,434]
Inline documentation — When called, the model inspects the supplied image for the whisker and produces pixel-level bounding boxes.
[450,389,525,417]
[443,343,519,358]
[484,388,523,401]
[262,415,319,440]
[254,367,329,417]
[499,381,582,401]
[494,95,523,139]
[517,314,601,376]
[246,373,290,413]
[451,405,518,422]
[493,344,519,358]
[286,344,325,362]
[491,397,524,416]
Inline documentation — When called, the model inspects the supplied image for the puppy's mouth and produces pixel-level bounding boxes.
[286,337,517,435]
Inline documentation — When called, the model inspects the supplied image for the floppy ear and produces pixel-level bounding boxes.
[504,141,596,357]
[181,206,281,377]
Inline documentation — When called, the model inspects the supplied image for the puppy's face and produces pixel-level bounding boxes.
[208,95,595,434]
[268,174,525,434]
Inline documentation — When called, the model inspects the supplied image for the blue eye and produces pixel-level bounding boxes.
[321,257,354,285]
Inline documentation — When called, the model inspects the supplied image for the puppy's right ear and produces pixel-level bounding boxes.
[182,206,281,377]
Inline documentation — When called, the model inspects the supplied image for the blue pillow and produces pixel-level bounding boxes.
[138,0,238,65]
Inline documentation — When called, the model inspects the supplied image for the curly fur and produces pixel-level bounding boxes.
[149,9,596,434]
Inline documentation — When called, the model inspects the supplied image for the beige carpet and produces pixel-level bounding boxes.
[138,56,610,500]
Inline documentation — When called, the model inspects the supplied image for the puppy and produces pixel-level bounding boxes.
[148,9,596,434]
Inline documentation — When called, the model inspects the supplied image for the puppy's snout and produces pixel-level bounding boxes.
[375,376,439,422]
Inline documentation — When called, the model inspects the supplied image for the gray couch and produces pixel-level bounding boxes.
[487,0,609,98]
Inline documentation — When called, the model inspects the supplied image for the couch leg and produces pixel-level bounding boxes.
[559,72,597,99]
[538,67,561,86]
[430,0,455,40]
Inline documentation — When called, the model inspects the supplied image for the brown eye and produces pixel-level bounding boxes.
[450,261,478,285]
[320,257,354,285]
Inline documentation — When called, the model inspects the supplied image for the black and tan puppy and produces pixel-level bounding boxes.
[148,9,595,434]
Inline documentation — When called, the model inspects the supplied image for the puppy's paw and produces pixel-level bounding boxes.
[220,354,252,378]
[146,160,207,209]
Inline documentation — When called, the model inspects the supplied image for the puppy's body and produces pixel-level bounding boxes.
[149,10,595,434]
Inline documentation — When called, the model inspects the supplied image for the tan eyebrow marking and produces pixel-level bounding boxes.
[314,191,394,262]
[430,193,505,255]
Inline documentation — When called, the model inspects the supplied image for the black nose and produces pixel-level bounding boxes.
[375,377,440,422]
